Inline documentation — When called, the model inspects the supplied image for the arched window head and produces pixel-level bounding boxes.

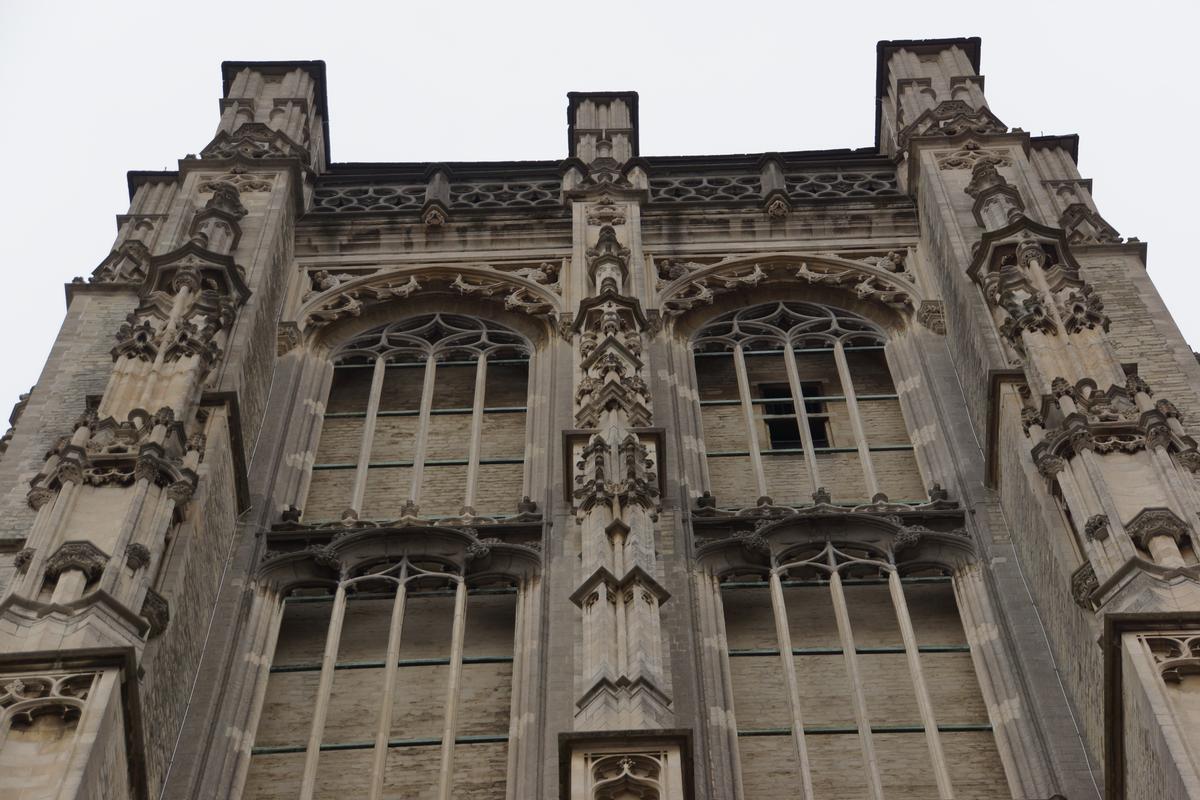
[307,313,533,524]
[333,313,531,366]
[693,301,884,354]
[690,301,924,509]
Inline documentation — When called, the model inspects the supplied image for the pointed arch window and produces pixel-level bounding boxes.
[691,302,924,508]
[304,314,532,522]
[699,526,1011,799]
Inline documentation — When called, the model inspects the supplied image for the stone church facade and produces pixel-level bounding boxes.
[0,35,1196,799]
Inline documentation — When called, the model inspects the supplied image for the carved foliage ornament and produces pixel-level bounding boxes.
[44,541,108,581]
[1071,562,1098,610]
[657,253,919,319]
[300,263,563,331]
[1124,507,1190,551]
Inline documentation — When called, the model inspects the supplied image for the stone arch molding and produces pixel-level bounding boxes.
[654,252,933,331]
[295,262,566,342]
[695,508,975,579]
[256,525,541,595]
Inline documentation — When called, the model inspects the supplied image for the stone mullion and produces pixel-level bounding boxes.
[504,578,527,800]
[13,478,78,597]
[710,573,746,799]
[827,567,884,800]
[681,340,713,495]
[768,569,815,800]
[511,576,542,798]
[229,588,287,798]
[349,356,387,516]
[952,563,1054,798]
[461,353,489,515]
[407,355,439,513]
[887,569,953,798]
[783,342,822,496]
[99,473,154,593]
[1054,462,1135,572]
[520,349,542,503]
[299,581,348,800]
[833,339,881,501]
[120,488,177,610]
[885,337,951,494]
[281,356,335,514]
[436,578,469,800]
[733,343,770,503]
[368,565,408,800]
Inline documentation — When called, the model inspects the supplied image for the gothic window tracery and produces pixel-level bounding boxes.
[708,529,1008,798]
[245,531,537,799]
[304,314,532,522]
[691,302,923,507]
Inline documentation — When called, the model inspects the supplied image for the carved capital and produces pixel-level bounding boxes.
[27,486,55,511]
[1071,562,1097,610]
[167,480,195,506]
[44,541,108,581]
[141,588,170,637]
[125,542,151,570]
[1035,452,1066,478]
[1125,507,1190,550]
[13,547,34,573]
[916,299,946,334]
[1083,514,1109,542]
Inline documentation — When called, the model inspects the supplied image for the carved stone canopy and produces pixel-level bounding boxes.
[199,122,312,165]
[695,508,972,578]
[142,242,250,306]
[1124,507,1191,551]
[256,525,541,594]
[44,541,109,581]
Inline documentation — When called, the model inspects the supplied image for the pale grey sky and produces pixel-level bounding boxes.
[0,0,1195,423]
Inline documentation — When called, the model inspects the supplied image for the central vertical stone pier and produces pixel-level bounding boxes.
[562,93,674,732]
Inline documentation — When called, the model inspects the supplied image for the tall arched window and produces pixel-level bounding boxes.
[304,314,532,521]
[699,520,1009,799]
[244,528,540,800]
[692,302,924,508]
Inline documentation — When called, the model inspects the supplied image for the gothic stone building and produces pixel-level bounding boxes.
[1,36,1197,800]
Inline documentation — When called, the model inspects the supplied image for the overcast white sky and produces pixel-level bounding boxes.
[0,1,1195,422]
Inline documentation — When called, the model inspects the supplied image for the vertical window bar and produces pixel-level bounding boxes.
[733,343,770,503]
[888,568,954,798]
[769,570,815,800]
[783,343,822,495]
[712,574,747,798]
[436,578,469,800]
[461,353,489,515]
[833,340,881,500]
[827,557,884,800]
[350,356,387,515]
[299,582,347,800]
[407,354,439,512]
[504,579,527,798]
[369,564,408,800]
